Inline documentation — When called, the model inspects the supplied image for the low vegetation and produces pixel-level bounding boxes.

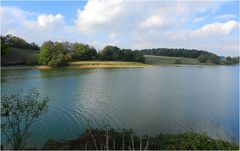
[43,129,239,150]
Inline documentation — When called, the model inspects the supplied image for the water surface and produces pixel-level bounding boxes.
[1,66,239,147]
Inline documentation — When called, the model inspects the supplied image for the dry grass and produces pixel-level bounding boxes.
[67,61,151,68]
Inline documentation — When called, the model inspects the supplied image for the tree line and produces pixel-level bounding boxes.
[1,35,39,51]
[197,54,240,64]
[39,42,145,67]
[141,48,214,58]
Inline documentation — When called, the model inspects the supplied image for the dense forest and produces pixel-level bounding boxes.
[141,48,214,58]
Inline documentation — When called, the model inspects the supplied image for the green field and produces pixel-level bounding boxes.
[1,47,39,65]
[144,55,202,65]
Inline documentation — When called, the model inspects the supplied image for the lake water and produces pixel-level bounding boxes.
[1,66,239,147]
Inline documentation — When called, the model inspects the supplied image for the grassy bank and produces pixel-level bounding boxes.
[144,55,204,65]
[1,61,150,70]
[43,129,239,150]
[1,47,39,65]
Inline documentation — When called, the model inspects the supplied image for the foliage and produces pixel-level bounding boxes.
[197,54,208,63]
[174,59,181,64]
[132,50,145,62]
[121,49,133,61]
[72,43,97,60]
[99,46,145,62]
[224,60,234,65]
[43,129,239,150]
[141,48,214,58]
[39,41,67,67]
[1,88,49,149]
[1,36,9,56]
[208,54,220,64]
[232,57,240,64]
[39,41,54,65]
[2,34,39,50]
[99,45,121,60]
[225,56,239,64]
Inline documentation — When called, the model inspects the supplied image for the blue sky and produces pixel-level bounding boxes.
[1,0,239,56]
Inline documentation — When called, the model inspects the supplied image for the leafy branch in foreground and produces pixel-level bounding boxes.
[1,88,49,149]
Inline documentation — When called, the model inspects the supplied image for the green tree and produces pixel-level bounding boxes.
[1,36,9,56]
[1,88,49,149]
[100,45,121,60]
[208,54,220,64]
[39,41,67,67]
[39,41,54,65]
[197,54,208,63]
[122,49,133,61]
[226,56,232,61]
[87,47,97,59]
[2,34,39,50]
[232,57,239,64]
[132,50,145,62]
[73,44,89,60]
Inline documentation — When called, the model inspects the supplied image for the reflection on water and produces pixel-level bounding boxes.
[1,66,239,147]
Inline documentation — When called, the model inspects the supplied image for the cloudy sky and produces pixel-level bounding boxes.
[1,0,239,56]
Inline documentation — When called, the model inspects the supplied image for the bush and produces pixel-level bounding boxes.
[198,54,208,63]
[224,60,234,65]
[1,88,49,149]
[208,54,220,64]
[42,129,239,150]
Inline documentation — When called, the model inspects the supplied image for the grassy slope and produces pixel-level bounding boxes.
[1,47,39,65]
[144,55,203,65]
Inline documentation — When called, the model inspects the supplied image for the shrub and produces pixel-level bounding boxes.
[208,54,220,64]
[1,88,49,149]
[198,54,208,63]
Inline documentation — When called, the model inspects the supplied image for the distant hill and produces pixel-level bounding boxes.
[1,47,39,65]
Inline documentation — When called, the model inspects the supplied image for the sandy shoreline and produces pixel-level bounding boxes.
[1,63,151,70]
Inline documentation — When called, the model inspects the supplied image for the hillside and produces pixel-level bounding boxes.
[1,47,39,65]
[144,55,202,65]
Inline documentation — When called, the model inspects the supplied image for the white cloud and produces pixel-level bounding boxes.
[130,20,239,56]
[76,0,128,33]
[192,17,205,23]
[193,20,239,36]
[216,14,236,20]
[37,13,64,28]
[140,15,176,29]
[1,1,239,56]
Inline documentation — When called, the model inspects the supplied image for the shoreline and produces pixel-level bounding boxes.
[1,63,238,70]
[1,61,152,70]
